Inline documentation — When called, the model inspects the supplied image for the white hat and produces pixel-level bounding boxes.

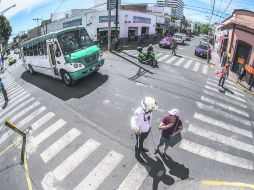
[168,109,180,117]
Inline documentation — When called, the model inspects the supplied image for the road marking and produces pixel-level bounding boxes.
[179,139,254,170]
[0,92,30,117]
[207,81,244,97]
[157,54,170,62]
[208,78,242,92]
[10,101,40,122]
[24,152,33,190]
[200,96,249,117]
[156,52,164,58]
[203,90,247,109]
[0,140,20,157]
[74,150,124,190]
[196,101,251,126]
[166,56,177,64]
[32,119,66,147]
[205,85,247,103]
[188,124,254,154]
[184,60,192,69]
[202,180,254,189]
[31,112,55,131]
[18,106,47,128]
[40,128,81,163]
[202,65,208,75]
[117,163,148,190]
[193,62,200,72]
[194,113,253,138]
[174,58,185,66]
[41,139,100,190]
[0,87,24,105]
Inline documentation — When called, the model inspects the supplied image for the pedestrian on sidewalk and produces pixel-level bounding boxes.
[220,52,227,67]
[131,97,158,162]
[0,78,8,109]
[237,64,246,84]
[207,46,211,63]
[154,109,183,156]
[218,63,230,88]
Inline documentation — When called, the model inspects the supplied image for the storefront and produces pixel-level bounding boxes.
[128,27,138,41]
[220,9,254,84]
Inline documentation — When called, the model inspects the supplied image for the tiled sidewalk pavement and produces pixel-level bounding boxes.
[210,50,254,95]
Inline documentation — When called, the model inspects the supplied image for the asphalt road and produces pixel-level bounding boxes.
[0,35,253,190]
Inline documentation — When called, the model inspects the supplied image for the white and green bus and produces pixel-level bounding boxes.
[21,26,104,86]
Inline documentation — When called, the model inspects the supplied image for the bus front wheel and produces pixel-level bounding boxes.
[28,65,34,75]
[61,70,76,86]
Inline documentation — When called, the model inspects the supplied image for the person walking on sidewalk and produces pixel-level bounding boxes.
[237,63,246,84]
[218,63,230,88]
[207,46,211,63]
[0,78,8,109]
[154,109,183,156]
[131,97,158,162]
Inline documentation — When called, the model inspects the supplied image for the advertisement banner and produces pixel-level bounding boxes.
[133,16,151,24]
[99,16,116,23]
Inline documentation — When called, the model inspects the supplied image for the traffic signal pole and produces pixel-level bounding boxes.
[108,0,111,51]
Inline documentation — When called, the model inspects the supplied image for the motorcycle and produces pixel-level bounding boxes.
[137,47,158,67]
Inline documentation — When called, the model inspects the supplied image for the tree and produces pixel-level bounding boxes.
[0,15,12,47]
[200,24,209,34]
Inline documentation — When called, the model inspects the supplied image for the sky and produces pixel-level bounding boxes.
[0,0,254,41]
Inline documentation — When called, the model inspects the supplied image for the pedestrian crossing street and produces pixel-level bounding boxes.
[0,73,254,189]
[179,78,254,170]
[124,50,210,76]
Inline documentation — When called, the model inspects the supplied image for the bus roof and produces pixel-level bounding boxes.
[21,26,85,47]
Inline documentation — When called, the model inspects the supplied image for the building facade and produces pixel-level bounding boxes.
[156,0,183,19]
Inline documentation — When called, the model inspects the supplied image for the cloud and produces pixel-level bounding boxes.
[0,0,48,18]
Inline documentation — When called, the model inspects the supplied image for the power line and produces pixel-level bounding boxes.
[214,0,233,23]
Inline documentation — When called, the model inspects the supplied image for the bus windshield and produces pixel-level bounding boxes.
[57,28,93,55]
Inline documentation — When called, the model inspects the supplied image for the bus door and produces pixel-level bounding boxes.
[48,41,63,78]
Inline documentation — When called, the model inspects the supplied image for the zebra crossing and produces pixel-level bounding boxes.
[124,50,210,76]
[179,78,254,170]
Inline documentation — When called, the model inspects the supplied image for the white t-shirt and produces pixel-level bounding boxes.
[131,107,152,133]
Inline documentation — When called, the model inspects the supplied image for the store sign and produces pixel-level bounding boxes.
[63,19,82,28]
[99,16,116,23]
[133,16,151,24]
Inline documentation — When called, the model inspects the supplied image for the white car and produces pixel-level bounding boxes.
[173,33,186,44]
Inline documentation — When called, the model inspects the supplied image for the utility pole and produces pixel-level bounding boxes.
[115,0,119,38]
[108,0,111,51]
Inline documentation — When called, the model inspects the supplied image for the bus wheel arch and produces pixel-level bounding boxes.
[60,69,76,86]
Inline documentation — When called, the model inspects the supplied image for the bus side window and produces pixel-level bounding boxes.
[29,45,33,56]
[43,41,47,55]
[33,43,38,56]
[38,42,43,56]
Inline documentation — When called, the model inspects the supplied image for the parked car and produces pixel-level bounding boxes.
[159,37,174,48]
[186,34,191,41]
[173,33,186,44]
[7,56,16,65]
[194,44,211,59]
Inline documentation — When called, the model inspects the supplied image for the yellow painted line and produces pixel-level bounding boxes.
[0,142,16,157]
[24,152,33,190]
[202,180,254,189]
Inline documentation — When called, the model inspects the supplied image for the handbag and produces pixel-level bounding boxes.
[169,120,182,147]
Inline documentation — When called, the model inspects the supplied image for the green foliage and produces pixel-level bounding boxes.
[0,15,12,46]
[200,24,209,34]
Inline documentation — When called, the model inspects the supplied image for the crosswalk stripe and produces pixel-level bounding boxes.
[18,106,47,128]
[0,92,30,117]
[207,81,244,97]
[208,78,242,92]
[157,54,170,62]
[202,65,208,75]
[226,79,238,86]
[205,85,247,103]
[41,139,100,188]
[188,124,254,154]
[0,130,14,145]
[117,163,148,190]
[10,101,40,122]
[31,112,55,131]
[40,128,81,163]
[193,62,200,72]
[0,87,24,105]
[196,101,251,126]
[179,139,254,170]
[200,96,249,117]
[74,150,124,190]
[194,112,253,138]
[1,97,35,123]
[174,58,185,66]
[5,83,19,90]
[184,60,192,69]
[156,53,164,58]
[166,56,177,64]
[32,119,66,147]
[203,90,247,109]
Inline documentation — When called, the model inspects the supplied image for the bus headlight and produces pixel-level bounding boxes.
[99,50,103,60]
[73,63,78,68]
[79,63,83,67]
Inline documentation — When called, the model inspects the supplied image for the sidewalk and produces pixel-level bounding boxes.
[211,50,254,95]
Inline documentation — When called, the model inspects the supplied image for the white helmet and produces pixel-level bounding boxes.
[168,109,180,117]
[141,97,158,112]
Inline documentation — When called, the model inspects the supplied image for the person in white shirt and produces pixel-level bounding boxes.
[131,97,158,162]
